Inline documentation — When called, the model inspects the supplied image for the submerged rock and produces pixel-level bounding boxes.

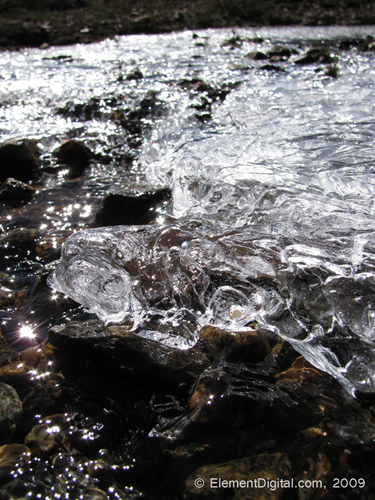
[199,325,270,363]
[94,187,172,226]
[0,228,40,259]
[189,368,266,425]
[184,452,292,499]
[0,141,40,183]
[0,178,37,206]
[0,382,23,444]
[295,47,335,65]
[48,320,210,384]
[54,139,92,170]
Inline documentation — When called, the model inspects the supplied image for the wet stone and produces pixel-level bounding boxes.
[22,383,57,417]
[0,178,37,207]
[0,443,31,468]
[260,64,286,72]
[0,382,23,444]
[54,139,92,170]
[189,368,266,425]
[0,228,40,256]
[48,320,210,384]
[183,452,292,499]
[268,357,346,432]
[94,186,172,226]
[0,141,40,183]
[126,68,144,80]
[199,325,270,363]
[295,47,335,65]
[246,51,268,60]
[266,45,295,59]
[24,424,65,457]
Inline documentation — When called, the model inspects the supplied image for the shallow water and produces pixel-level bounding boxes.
[2,25,375,499]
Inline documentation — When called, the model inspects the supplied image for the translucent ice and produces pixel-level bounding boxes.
[50,223,375,395]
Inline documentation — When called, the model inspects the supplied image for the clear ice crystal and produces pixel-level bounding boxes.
[50,222,375,395]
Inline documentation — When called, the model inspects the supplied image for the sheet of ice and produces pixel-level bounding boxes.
[49,222,375,395]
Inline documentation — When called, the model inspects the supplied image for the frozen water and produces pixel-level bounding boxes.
[8,25,372,395]
[50,221,375,395]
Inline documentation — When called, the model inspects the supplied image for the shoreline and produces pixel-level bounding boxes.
[0,0,375,50]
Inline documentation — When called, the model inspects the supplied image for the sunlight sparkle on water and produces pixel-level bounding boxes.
[19,325,36,340]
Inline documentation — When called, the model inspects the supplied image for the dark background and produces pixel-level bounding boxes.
[0,0,374,49]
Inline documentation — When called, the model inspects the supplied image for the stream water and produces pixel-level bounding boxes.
[1,26,375,500]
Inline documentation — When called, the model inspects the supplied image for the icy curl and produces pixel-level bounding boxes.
[49,223,375,395]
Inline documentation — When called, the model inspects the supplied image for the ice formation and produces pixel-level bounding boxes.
[50,222,375,395]
[45,26,375,396]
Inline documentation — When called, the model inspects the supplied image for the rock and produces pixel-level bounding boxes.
[0,382,23,444]
[325,65,339,78]
[54,139,92,170]
[24,417,69,456]
[0,141,40,183]
[295,47,335,65]
[267,45,294,60]
[222,35,244,48]
[0,362,32,389]
[94,187,172,226]
[199,325,270,363]
[246,51,268,60]
[48,320,210,385]
[267,357,345,432]
[0,443,31,468]
[189,368,266,425]
[260,64,286,72]
[183,452,292,499]
[22,383,56,417]
[0,178,37,206]
[126,68,144,80]
[0,228,40,259]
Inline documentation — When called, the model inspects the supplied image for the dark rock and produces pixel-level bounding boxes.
[0,20,49,49]
[0,382,23,444]
[338,35,375,52]
[199,325,270,363]
[295,47,335,65]
[189,368,266,425]
[267,356,345,432]
[0,141,40,183]
[48,320,210,385]
[266,45,294,59]
[222,35,244,48]
[184,452,292,499]
[116,93,161,143]
[246,50,268,60]
[126,68,144,80]
[178,79,209,92]
[0,228,40,258]
[260,64,286,72]
[54,139,92,169]
[325,65,339,78]
[0,178,37,206]
[0,443,31,466]
[94,187,172,226]
[24,415,69,457]
[22,383,56,417]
